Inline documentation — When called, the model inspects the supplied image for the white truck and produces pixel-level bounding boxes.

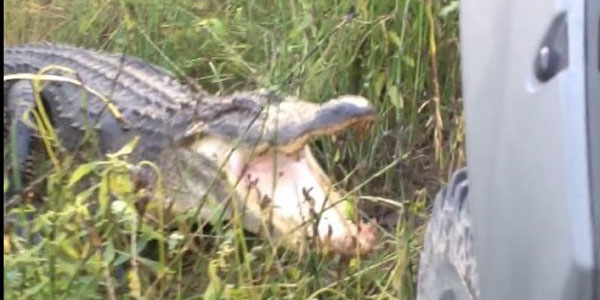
[417,0,599,299]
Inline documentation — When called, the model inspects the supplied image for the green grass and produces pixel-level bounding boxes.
[3,0,464,299]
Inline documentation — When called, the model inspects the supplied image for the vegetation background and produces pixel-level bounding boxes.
[4,0,464,299]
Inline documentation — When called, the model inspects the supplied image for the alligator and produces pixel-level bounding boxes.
[3,43,378,256]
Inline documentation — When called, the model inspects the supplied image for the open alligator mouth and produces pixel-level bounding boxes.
[190,93,378,256]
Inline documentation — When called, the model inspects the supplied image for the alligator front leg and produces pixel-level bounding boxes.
[5,80,38,199]
[4,80,46,247]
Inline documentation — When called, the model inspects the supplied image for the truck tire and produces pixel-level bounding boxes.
[417,168,481,300]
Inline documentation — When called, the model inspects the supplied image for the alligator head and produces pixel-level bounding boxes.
[162,90,378,256]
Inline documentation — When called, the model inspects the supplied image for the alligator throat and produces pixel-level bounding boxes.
[232,148,350,240]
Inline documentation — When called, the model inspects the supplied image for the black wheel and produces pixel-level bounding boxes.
[417,168,481,300]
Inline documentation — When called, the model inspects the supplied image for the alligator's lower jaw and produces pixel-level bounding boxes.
[227,146,378,256]
[192,137,378,256]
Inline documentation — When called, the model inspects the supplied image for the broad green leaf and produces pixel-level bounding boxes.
[112,252,131,267]
[139,223,166,241]
[98,171,109,216]
[333,148,341,162]
[387,31,403,49]
[287,268,301,281]
[402,55,415,68]
[106,136,139,160]
[108,171,133,195]
[388,84,403,109]
[103,241,116,264]
[374,72,386,99]
[68,162,99,187]
[343,198,356,220]
[60,238,81,259]
[349,257,359,269]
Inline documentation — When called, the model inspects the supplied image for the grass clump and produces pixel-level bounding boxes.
[4,0,464,299]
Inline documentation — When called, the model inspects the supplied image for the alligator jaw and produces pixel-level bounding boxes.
[228,146,379,256]
[192,94,376,156]
[190,98,378,256]
[272,95,376,154]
